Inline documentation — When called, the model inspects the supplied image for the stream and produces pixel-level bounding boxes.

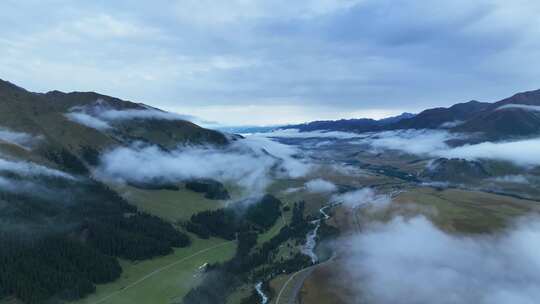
[255,281,269,304]
[255,204,335,303]
[301,205,333,264]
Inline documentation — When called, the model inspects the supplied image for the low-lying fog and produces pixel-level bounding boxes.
[96,135,312,196]
[261,128,540,167]
[340,214,540,304]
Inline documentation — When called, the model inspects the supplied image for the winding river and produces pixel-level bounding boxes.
[255,281,269,304]
[256,204,336,303]
[301,205,333,264]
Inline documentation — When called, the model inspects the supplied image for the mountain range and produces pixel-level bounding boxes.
[283,89,540,141]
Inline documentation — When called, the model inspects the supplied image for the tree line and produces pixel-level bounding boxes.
[0,175,190,304]
[182,201,314,304]
[185,194,283,240]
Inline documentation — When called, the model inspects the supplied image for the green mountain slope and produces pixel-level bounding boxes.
[0,79,227,171]
[0,79,229,304]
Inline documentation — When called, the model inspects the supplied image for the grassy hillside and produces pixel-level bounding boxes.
[0,79,227,171]
[0,79,232,304]
[392,187,540,233]
[114,185,228,223]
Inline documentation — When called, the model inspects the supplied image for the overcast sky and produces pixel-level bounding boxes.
[1,0,539,125]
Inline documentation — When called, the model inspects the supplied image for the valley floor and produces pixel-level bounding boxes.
[71,237,235,304]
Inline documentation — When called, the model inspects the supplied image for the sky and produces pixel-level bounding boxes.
[1,0,540,126]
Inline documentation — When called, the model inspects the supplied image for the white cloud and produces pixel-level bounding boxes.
[240,135,312,178]
[438,138,540,167]
[65,112,112,130]
[497,104,540,112]
[96,135,311,194]
[328,163,367,176]
[341,216,540,304]
[97,108,192,122]
[0,176,51,195]
[440,120,464,128]
[305,178,337,193]
[353,129,540,167]
[0,127,42,149]
[283,186,303,194]
[65,101,211,130]
[332,188,391,210]
[491,175,529,184]
[354,129,460,155]
[0,157,74,179]
[261,128,363,139]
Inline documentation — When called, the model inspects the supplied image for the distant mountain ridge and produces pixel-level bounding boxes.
[282,112,416,132]
[455,89,540,140]
[281,89,540,140]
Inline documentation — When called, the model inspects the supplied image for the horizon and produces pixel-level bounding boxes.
[2,77,538,128]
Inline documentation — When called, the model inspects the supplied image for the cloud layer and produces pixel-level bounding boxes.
[261,129,365,139]
[96,135,311,194]
[65,102,209,130]
[355,129,459,155]
[0,157,74,179]
[342,216,540,304]
[343,129,540,167]
[65,112,113,130]
[3,1,540,124]
[305,178,337,193]
[332,188,391,210]
[497,104,540,112]
[437,138,540,167]
[0,127,42,149]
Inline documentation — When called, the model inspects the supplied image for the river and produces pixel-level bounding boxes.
[255,281,269,304]
[301,205,334,264]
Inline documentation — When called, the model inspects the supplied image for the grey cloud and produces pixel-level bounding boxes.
[1,1,539,124]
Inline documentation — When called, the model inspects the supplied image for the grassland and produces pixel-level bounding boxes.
[70,183,239,304]
[113,184,226,223]
[392,187,540,233]
[225,285,253,304]
[72,237,235,304]
[298,260,351,304]
[0,297,22,304]
[274,182,540,304]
